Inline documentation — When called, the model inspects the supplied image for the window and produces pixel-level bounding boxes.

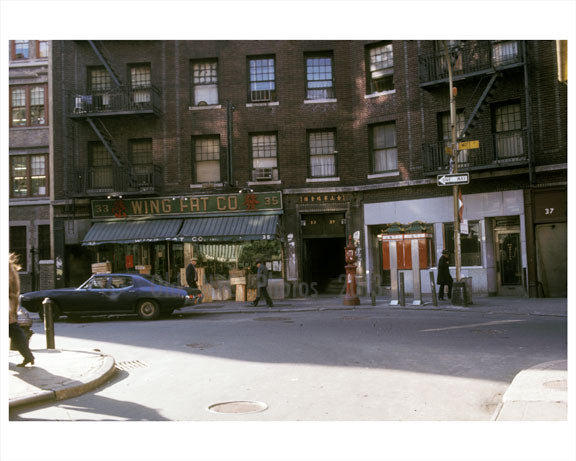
[90,143,113,189]
[10,85,48,127]
[10,155,48,197]
[444,221,482,266]
[251,133,278,181]
[193,136,221,183]
[371,123,397,172]
[366,42,394,93]
[192,60,218,105]
[308,130,336,177]
[36,41,49,58]
[89,67,112,110]
[248,56,276,102]
[38,225,51,260]
[439,111,468,166]
[130,64,151,103]
[494,102,523,160]
[10,227,27,271]
[492,41,519,66]
[11,40,29,59]
[130,139,153,186]
[306,54,334,100]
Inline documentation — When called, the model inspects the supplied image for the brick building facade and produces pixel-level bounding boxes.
[8,40,54,292]
[48,40,567,298]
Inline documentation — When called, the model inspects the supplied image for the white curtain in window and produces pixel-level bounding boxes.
[195,84,218,105]
[310,154,335,177]
[373,124,397,172]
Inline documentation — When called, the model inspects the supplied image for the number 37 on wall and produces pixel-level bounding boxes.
[545,208,555,215]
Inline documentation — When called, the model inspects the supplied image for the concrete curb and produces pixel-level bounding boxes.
[9,352,116,409]
[492,360,568,421]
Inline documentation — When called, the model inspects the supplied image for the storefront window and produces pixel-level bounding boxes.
[444,221,482,266]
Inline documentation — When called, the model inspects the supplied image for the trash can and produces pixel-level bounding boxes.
[452,277,473,306]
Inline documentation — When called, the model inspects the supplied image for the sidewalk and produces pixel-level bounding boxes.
[9,295,568,420]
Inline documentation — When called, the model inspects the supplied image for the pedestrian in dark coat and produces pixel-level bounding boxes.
[437,249,453,300]
[252,261,273,308]
[9,253,35,367]
[185,258,198,288]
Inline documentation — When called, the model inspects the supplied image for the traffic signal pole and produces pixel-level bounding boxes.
[443,41,461,282]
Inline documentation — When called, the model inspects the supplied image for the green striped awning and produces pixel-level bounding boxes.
[82,219,183,246]
[178,214,278,242]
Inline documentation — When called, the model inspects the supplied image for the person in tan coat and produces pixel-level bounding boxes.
[9,253,35,366]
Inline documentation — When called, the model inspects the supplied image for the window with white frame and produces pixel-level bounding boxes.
[248,56,276,102]
[366,42,394,93]
[306,54,334,100]
[371,123,397,172]
[192,60,218,106]
[251,134,278,181]
[193,136,221,183]
[308,130,336,177]
[494,101,523,160]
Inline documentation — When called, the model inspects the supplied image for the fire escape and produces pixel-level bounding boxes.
[67,40,162,197]
[419,40,532,176]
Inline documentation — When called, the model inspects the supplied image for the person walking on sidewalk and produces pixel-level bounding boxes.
[185,257,198,288]
[252,261,273,308]
[9,253,35,367]
[437,249,453,301]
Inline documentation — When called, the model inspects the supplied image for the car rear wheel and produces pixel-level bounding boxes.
[38,302,61,322]
[136,300,160,320]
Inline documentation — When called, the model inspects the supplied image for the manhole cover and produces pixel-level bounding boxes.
[115,360,148,371]
[208,400,268,414]
[543,380,567,391]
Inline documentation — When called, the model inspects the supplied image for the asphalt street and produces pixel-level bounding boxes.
[10,305,567,422]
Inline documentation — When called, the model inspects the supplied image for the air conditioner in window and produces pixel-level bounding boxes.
[252,168,278,181]
[250,89,272,103]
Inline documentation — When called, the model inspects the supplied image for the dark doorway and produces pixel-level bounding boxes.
[303,237,346,294]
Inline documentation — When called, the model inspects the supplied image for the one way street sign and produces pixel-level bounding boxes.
[437,173,469,186]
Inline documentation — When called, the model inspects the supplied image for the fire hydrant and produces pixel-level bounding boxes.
[343,235,360,306]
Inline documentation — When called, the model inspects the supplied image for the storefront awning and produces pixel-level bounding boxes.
[82,219,183,246]
[178,214,279,242]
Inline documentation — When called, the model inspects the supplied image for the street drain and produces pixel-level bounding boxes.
[115,360,149,371]
[543,380,567,391]
[208,400,268,414]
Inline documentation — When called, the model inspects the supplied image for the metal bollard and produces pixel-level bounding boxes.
[429,272,438,306]
[42,298,55,349]
[399,272,405,306]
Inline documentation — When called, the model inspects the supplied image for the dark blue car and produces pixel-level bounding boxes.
[20,273,203,321]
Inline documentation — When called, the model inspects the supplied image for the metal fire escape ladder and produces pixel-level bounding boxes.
[86,117,126,167]
[87,40,123,87]
[462,72,500,137]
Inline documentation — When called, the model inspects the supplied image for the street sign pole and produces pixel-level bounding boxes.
[443,40,461,282]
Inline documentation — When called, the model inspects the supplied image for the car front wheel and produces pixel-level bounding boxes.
[38,302,61,322]
[136,300,160,320]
